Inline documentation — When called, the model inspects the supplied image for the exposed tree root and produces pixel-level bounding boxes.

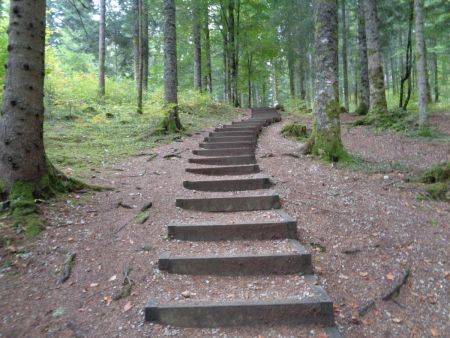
[382,268,411,301]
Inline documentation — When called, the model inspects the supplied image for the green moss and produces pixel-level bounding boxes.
[25,217,44,238]
[153,115,184,135]
[354,103,369,116]
[134,210,150,224]
[312,129,352,163]
[424,182,449,201]
[281,123,310,140]
[420,162,450,184]
[10,181,37,217]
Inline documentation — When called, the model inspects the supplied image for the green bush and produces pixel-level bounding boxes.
[418,162,450,201]
[281,123,310,140]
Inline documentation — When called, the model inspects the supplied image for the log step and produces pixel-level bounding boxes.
[188,155,256,166]
[167,210,297,241]
[185,164,260,176]
[204,136,255,143]
[199,142,255,149]
[158,240,312,275]
[215,127,261,132]
[210,131,257,137]
[175,194,281,212]
[145,288,334,327]
[193,148,254,157]
[183,177,272,192]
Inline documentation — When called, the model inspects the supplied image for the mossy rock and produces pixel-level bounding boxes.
[281,123,310,139]
[424,182,450,201]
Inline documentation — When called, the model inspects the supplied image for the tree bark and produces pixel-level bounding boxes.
[247,53,253,108]
[341,0,349,112]
[203,4,212,94]
[288,51,296,99]
[304,0,347,162]
[142,0,149,91]
[414,0,428,127]
[192,0,202,92]
[356,0,370,115]
[137,0,144,114]
[98,0,106,96]
[161,0,182,132]
[433,51,439,102]
[0,0,47,189]
[400,1,414,110]
[364,0,387,114]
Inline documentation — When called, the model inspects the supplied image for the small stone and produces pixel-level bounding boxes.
[383,175,389,180]
[181,291,191,298]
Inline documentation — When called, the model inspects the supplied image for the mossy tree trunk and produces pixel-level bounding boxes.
[303,0,348,162]
[161,0,182,132]
[363,0,388,114]
[414,0,428,127]
[341,0,349,113]
[356,0,370,115]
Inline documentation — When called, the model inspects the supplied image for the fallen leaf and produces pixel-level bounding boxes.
[104,296,112,305]
[317,334,329,338]
[386,272,395,281]
[359,272,369,277]
[430,328,439,337]
[362,319,370,325]
[339,274,349,279]
[123,301,132,312]
[351,303,359,309]
[392,318,402,324]
[90,283,99,288]
[351,314,361,324]
[108,275,117,282]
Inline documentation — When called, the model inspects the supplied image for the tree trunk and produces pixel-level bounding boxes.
[433,51,439,102]
[137,0,144,114]
[414,0,428,127]
[247,53,253,108]
[98,0,106,96]
[304,0,347,162]
[364,0,387,114]
[341,0,349,112]
[356,0,370,115]
[288,51,296,99]
[193,1,202,92]
[161,0,182,132]
[0,0,47,190]
[400,1,414,110]
[203,4,212,94]
[133,0,140,87]
[142,0,149,91]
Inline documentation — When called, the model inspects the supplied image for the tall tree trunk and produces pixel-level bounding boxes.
[364,0,387,114]
[400,1,413,110]
[203,4,212,94]
[98,0,106,96]
[304,0,347,162]
[341,0,349,112]
[137,0,144,114]
[414,0,428,127]
[0,0,47,189]
[433,51,439,102]
[288,51,296,99]
[193,1,202,92]
[133,0,140,87]
[161,0,182,132]
[223,36,229,101]
[142,0,149,91]
[356,0,370,115]
[272,61,279,105]
[247,53,253,108]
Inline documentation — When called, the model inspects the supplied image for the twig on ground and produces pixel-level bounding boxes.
[342,248,362,255]
[59,252,76,284]
[382,268,411,301]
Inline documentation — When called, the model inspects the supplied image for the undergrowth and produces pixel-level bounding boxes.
[281,123,310,140]
[417,162,450,201]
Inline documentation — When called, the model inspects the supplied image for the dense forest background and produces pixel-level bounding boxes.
[0,0,449,177]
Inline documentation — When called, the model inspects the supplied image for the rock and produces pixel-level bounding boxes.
[181,291,191,298]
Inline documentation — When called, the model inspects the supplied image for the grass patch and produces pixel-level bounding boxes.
[337,156,407,174]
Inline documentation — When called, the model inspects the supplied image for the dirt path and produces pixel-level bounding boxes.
[0,112,449,337]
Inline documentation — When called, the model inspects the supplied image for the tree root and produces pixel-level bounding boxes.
[382,268,411,301]
[59,252,76,284]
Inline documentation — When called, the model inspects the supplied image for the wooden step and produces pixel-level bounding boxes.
[210,131,257,137]
[188,155,256,165]
[158,240,312,275]
[175,194,281,212]
[204,136,255,143]
[185,164,260,176]
[183,177,272,192]
[215,126,261,132]
[199,142,255,149]
[167,210,297,241]
[145,285,334,327]
[193,148,254,157]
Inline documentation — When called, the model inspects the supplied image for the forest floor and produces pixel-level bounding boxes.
[0,110,449,338]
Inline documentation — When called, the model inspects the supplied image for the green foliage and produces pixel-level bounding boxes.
[284,99,312,116]
[420,162,450,184]
[281,123,310,140]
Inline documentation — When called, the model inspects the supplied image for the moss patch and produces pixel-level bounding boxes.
[418,162,450,201]
[281,123,310,140]
[134,210,150,224]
